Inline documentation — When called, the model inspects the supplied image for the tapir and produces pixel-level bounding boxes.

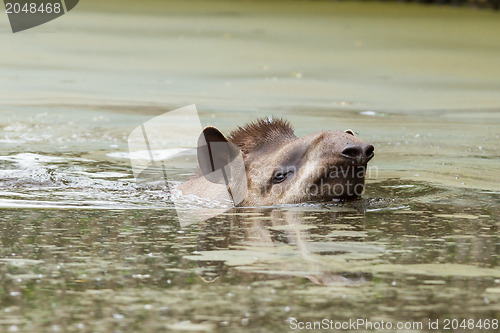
[178,117,374,206]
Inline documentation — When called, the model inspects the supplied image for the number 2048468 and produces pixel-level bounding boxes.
[441,318,499,330]
[5,2,62,14]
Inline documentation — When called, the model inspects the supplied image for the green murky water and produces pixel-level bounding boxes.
[1,1,500,332]
[0,180,499,332]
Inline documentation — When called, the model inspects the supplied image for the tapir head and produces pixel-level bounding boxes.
[191,117,374,206]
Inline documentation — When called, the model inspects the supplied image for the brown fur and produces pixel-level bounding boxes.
[228,117,296,155]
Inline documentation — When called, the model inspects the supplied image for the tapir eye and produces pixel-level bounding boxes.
[344,129,355,136]
[272,171,289,184]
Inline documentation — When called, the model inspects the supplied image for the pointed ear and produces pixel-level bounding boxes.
[197,127,241,184]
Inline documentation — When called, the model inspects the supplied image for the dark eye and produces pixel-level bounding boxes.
[272,172,288,184]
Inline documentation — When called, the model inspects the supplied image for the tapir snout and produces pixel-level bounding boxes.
[341,143,375,164]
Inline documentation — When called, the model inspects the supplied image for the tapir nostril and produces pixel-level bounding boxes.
[364,144,374,158]
[342,144,374,162]
[341,145,362,159]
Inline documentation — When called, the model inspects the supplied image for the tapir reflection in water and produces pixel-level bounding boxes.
[179,117,374,206]
[194,209,375,285]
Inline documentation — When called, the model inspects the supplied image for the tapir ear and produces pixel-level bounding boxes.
[197,127,241,184]
[344,129,356,136]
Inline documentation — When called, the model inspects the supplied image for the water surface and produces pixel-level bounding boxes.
[1,1,500,332]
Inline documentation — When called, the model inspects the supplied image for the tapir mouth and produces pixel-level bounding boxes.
[309,164,367,199]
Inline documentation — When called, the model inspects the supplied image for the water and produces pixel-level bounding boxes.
[1,1,500,332]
